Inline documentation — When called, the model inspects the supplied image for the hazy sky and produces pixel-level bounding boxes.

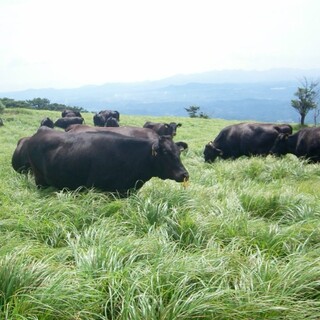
[1,0,320,92]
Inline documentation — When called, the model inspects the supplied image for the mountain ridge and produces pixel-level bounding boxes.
[1,68,320,123]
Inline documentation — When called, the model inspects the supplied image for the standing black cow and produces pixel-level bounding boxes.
[40,117,54,128]
[12,137,31,173]
[204,122,284,162]
[93,110,120,126]
[26,127,189,193]
[270,127,320,162]
[54,117,84,129]
[143,121,182,136]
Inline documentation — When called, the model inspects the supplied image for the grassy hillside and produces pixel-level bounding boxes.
[1,109,320,319]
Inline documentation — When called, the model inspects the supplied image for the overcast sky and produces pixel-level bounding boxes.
[1,0,320,92]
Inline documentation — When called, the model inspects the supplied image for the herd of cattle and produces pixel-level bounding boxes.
[11,109,320,194]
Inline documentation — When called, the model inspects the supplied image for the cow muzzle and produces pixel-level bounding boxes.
[176,171,189,183]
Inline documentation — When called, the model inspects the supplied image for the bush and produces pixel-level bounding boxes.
[0,100,5,114]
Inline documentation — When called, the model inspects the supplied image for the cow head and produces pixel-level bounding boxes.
[203,142,223,162]
[105,117,119,127]
[152,136,189,182]
[93,113,105,127]
[40,117,54,128]
[270,133,290,156]
[175,141,188,152]
[169,122,182,136]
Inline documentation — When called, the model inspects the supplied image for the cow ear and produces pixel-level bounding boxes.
[207,141,214,148]
[279,133,289,140]
[177,123,182,127]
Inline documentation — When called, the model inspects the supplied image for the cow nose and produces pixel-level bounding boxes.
[183,172,189,181]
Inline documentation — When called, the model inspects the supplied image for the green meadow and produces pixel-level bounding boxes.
[1,108,320,319]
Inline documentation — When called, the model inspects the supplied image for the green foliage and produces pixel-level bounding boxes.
[27,97,51,109]
[185,105,209,118]
[0,97,87,113]
[291,78,319,125]
[1,97,31,109]
[1,110,320,319]
[0,100,5,114]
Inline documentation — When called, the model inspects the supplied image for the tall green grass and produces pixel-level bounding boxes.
[1,108,320,319]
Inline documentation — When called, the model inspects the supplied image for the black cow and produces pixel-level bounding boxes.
[54,117,84,129]
[65,124,159,140]
[40,117,54,128]
[270,127,320,162]
[93,110,120,126]
[143,121,182,136]
[66,124,189,152]
[259,123,293,134]
[62,109,82,118]
[105,117,119,127]
[26,127,189,193]
[12,137,31,173]
[204,122,283,162]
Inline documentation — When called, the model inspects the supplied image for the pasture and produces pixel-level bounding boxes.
[1,108,320,319]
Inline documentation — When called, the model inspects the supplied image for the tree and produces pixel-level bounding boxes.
[0,100,5,114]
[0,97,31,109]
[291,78,319,126]
[26,97,51,110]
[0,100,5,126]
[185,105,209,118]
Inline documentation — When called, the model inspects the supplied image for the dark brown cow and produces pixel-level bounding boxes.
[62,109,82,118]
[105,117,119,127]
[54,117,84,129]
[66,124,159,139]
[143,121,182,136]
[204,122,286,162]
[93,110,120,126]
[26,127,189,193]
[66,124,188,151]
[270,127,320,162]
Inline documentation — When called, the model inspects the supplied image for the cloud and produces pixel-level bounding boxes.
[1,0,320,91]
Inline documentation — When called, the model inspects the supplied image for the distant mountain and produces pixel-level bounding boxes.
[1,68,320,123]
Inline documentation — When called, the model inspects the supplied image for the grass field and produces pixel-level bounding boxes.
[1,108,320,319]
